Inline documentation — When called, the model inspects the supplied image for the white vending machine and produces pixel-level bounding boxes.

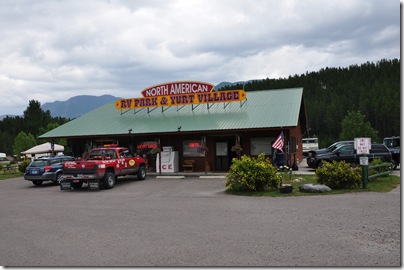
[156,146,179,173]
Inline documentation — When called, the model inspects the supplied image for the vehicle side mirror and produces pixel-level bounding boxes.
[335,151,340,156]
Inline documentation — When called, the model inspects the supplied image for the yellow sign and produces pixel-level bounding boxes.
[115,90,246,110]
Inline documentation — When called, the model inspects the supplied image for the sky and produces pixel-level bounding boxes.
[0,0,400,116]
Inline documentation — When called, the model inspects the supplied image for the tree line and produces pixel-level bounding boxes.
[219,58,400,147]
[0,100,68,156]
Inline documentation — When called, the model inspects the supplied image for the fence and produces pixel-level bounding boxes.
[362,163,392,189]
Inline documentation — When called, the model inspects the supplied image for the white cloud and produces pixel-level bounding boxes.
[0,0,399,115]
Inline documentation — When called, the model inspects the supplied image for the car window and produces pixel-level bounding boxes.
[370,144,388,154]
[337,145,354,154]
[30,159,47,167]
[123,150,133,158]
[105,150,117,159]
[89,150,104,160]
[50,158,62,166]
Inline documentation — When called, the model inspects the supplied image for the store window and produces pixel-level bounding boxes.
[250,137,272,155]
[183,140,204,157]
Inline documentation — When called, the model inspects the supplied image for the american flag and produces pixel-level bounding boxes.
[272,131,284,152]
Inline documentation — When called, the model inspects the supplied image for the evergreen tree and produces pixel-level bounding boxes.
[23,100,52,137]
[339,111,379,142]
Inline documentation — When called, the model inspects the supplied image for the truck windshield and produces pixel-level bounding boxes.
[383,138,400,148]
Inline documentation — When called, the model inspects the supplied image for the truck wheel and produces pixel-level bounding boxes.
[391,160,398,170]
[137,166,146,180]
[71,182,83,189]
[103,172,115,189]
[32,180,43,186]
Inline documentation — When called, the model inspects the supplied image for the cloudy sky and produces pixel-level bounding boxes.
[0,0,400,116]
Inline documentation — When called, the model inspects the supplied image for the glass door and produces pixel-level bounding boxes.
[215,142,229,171]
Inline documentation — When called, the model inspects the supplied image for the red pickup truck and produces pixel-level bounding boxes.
[61,146,146,190]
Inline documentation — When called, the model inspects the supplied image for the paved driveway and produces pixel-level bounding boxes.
[0,176,400,267]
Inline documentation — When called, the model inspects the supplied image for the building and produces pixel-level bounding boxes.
[39,84,308,173]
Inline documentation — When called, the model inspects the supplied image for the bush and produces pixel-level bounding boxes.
[316,160,361,189]
[18,160,30,173]
[225,153,280,192]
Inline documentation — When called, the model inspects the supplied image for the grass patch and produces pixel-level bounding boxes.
[0,172,24,180]
[225,174,400,197]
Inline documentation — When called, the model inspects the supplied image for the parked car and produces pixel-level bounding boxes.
[24,156,75,186]
[307,141,354,167]
[383,136,400,170]
[308,143,392,169]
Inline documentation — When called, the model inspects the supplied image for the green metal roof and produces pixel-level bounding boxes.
[39,88,304,139]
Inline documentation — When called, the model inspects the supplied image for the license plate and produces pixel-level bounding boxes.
[31,170,39,174]
[88,180,100,190]
[60,181,71,190]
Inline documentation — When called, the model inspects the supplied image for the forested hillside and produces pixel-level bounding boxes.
[219,58,400,147]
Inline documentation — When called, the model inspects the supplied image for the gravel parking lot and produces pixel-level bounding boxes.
[0,175,400,267]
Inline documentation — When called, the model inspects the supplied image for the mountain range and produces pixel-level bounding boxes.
[0,82,241,120]
[41,94,120,119]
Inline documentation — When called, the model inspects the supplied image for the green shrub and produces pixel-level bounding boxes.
[18,160,30,173]
[225,153,280,192]
[316,160,361,189]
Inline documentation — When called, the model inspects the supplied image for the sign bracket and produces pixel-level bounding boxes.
[147,107,157,114]
[176,105,186,112]
[133,108,145,115]
[192,104,200,111]
[120,109,132,115]
[240,98,247,107]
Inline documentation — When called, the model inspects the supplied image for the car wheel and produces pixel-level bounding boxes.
[103,172,115,189]
[317,160,325,169]
[137,166,146,180]
[32,180,43,186]
[54,172,63,184]
[71,181,83,189]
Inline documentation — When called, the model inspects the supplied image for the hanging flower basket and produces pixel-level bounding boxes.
[197,146,208,154]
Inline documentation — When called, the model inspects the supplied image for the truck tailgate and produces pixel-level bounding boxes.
[63,161,99,175]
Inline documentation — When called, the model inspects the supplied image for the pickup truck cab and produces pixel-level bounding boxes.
[383,136,400,170]
[61,146,146,190]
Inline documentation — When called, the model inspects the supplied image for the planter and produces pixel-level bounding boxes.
[279,185,293,193]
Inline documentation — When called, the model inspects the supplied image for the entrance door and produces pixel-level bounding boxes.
[215,142,229,171]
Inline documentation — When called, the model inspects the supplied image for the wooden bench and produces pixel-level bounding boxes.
[183,160,195,172]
